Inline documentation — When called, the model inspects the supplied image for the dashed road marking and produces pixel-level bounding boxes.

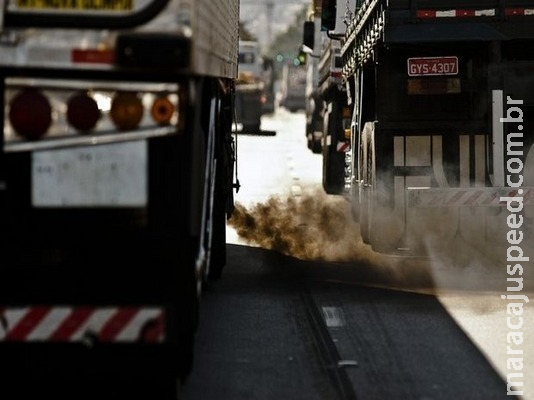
[322,306,346,328]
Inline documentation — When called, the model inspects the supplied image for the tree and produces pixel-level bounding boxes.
[239,21,256,41]
[265,5,307,60]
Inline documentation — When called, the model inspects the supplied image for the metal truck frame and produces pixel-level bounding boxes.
[317,0,534,260]
[0,0,238,392]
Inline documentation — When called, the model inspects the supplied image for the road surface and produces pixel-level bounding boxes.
[181,108,533,399]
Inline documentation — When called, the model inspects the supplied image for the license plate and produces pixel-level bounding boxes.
[32,141,147,207]
[15,0,132,11]
[407,57,459,76]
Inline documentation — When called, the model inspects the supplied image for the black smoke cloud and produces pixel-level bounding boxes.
[228,189,379,264]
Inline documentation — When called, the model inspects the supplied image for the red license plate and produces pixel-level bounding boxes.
[407,57,459,76]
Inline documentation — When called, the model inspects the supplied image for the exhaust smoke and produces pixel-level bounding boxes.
[228,188,379,264]
[227,188,435,290]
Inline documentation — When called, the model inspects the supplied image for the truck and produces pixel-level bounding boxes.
[307,0,534,261]
[302,1,325,154]
[0,0,239,394]
[261,56,276,115]
[279,62,307,113]
[235,40,264,133]
[303,0,355,190]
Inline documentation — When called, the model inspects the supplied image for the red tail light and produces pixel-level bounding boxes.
[9,89,52,140]
[67,92,101,132]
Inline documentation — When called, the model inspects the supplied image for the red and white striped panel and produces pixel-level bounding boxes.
[505,8,534,16]
[417,8,534,18]
[0,306,164,343]
[417,9,496,18]
[336,141,350,153]
[408,187,534,208]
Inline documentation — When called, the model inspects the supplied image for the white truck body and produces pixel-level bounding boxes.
[1,0,238,77]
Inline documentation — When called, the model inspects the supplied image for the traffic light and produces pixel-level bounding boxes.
[295,50,307,66]
[321,0,337,31]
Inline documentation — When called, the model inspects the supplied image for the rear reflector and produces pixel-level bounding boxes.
[407,78,461,95]
[67,92,101,132]
[71,49,114,64]
[110,92,144,131]
[150,96,175,125]
[8,89,52,140]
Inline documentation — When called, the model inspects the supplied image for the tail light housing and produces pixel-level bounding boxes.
[3,78,184,152]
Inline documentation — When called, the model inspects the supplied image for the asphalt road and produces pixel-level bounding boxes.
[179,108,530,400]
[181,244,514,400]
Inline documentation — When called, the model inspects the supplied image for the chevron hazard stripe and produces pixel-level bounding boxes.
[416,7,534,18]
[336,141,350,152]
[407,187,534,208]
[0,306,164,343]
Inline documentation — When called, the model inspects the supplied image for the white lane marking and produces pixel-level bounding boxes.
[322,306,346,328]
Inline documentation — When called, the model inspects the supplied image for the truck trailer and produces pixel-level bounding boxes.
[310,0,534,261]
[0,0,239,394]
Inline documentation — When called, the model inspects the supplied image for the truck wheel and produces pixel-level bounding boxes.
[360,203,370,244]
[311,139,322,154]
[350,194,360,223]
[243,123,260,133]
[207,194,226,281]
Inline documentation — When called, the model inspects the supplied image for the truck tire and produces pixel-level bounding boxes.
[207,178,227,281]
[350,192,360,223]
[310,137,322,154]
[242,123,261,133]
[358,122,374,244]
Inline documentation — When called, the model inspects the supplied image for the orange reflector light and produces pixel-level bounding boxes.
[407,78,461,95]
[9,89,52,140]
[150,96,175,125]
[110,92,144,131]
[67,92,101,132]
